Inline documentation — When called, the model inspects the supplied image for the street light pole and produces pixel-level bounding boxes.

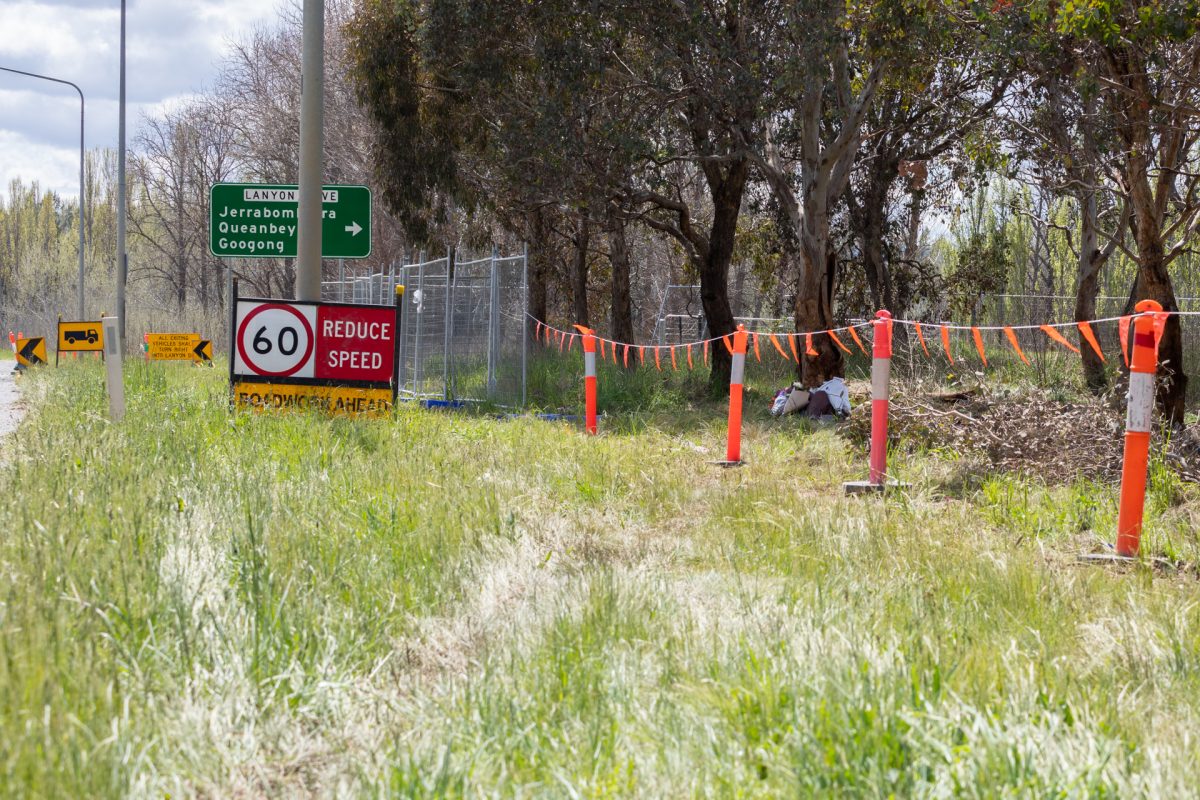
[116,0,127,339]
[0,66,86,319]
[294,0,324,301]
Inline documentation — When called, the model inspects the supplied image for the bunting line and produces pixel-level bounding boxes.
[522,310,1192,376]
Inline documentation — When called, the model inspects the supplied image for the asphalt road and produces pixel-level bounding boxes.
[0,365,23,439]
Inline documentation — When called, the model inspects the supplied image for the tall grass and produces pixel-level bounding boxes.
[0,359,1198,796]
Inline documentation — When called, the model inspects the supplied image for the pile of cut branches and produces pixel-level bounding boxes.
[843,381,1200,483]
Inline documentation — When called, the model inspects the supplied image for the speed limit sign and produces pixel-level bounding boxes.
[234,302,317,378]
[229,283,400,419]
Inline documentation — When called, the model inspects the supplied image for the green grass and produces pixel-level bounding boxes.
[1,358,1199,797]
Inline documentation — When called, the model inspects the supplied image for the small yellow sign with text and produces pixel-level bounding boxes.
[147,333,212,362]
[232,381,393,417]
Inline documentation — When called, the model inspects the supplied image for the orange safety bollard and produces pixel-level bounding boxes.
[720,325,750,465]
[869,310,893,484]
[574,324,598,435]
[846,310,901,494]
[1115,300,1164,557]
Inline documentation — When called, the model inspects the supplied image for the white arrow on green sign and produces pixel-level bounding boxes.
[209,183,372,259]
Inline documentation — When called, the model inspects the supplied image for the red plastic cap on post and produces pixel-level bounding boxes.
[1129,300,1162,375]
[873,310,893,359]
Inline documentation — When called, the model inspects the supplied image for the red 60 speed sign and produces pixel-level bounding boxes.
[236,303,317,377]
[233,298,397,384]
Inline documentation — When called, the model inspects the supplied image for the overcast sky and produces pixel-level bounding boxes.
[0,0,288,203]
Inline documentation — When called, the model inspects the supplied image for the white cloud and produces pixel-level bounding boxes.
[0,129,81,199]
[0,0,286,201]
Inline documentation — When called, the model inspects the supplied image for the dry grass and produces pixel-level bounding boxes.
[2,360,1200,797]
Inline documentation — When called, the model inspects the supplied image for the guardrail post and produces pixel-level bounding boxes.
[102,316,124,421]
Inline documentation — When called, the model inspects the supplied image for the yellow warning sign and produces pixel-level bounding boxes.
[147,333,211,362]
[232,381,393,417]
[58,320,103,352]
[16,337,47,367]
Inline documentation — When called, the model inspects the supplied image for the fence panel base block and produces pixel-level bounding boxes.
[708,459,744,468]
[844,479,907,495]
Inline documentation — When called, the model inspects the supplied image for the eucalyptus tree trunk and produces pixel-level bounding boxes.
[571,210,590,327]
[607,208,634,354]
[526,207,551,345]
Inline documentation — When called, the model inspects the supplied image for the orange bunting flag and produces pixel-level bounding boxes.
[1152,312,1168,350]
[1040,325,1080,353]
[546,325,552,346]
[623,344,630,368]
[753,333,761,361]
[655,347,662,371]
[703,339,709,366]
[940,326,954,363]
[1003,326,1030,365]
[971,327,988,367]
[670,345,678,371]
[559,332,566,353]
[1077,321,1105,362]
[805,332,818,356]
[769,334,789,360]
[638,346,645,366]
[687,344,694,370]
[913,322,931,357]
[788,333,800,363]
[722,335,734,355]
[828,330,852,354]
[535,320,542,340]
[1118,316,1131,366]
[599,338,606,360]
[847,326,869,355]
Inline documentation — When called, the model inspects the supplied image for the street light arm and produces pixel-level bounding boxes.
[0,65,83,102]
[0,65,86,318]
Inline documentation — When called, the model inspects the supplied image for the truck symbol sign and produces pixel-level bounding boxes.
[63,328,98,345]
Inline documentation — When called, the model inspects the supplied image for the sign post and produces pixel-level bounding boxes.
[209,183,371,259]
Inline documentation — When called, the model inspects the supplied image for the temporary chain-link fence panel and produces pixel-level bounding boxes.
[652,284,793,345]
[322,248,528,407]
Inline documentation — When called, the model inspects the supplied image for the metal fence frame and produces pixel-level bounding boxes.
[321,248,528,406]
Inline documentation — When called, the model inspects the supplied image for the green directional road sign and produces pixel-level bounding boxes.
[209,183,372,259]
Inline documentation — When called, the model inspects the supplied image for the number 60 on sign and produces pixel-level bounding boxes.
[232,297,399,387]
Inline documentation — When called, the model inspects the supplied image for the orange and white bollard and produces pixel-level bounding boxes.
[1115,300,1164,557]
[719,325,750,465]
[869,310,893,484]
[846,310,900,494]
[574,325,598,435]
